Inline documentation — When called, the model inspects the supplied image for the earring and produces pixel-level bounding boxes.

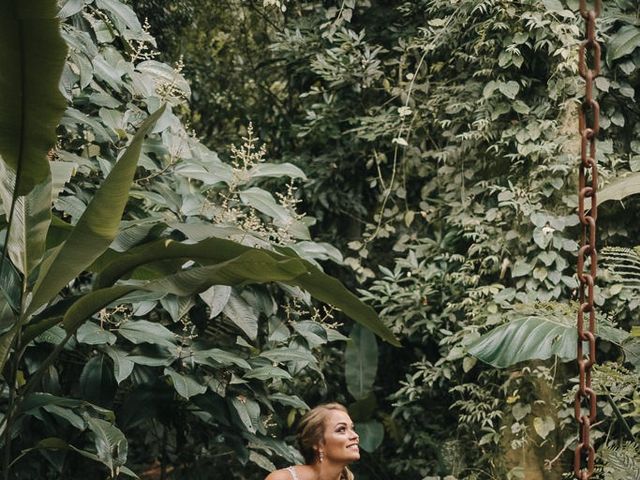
[319,451,324,462]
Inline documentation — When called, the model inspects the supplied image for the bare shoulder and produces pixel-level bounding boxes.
[264,468,293,480]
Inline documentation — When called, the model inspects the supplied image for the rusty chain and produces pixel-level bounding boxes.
[575,1,601,479]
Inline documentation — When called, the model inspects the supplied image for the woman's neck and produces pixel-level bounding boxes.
[311,460,345,480]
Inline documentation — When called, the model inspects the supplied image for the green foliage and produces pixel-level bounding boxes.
[0,0,68,196]
[0,1,396,479]
[468,302,629,367]
[4,0,640,477]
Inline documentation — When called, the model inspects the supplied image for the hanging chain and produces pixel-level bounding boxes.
[575,1,601,479]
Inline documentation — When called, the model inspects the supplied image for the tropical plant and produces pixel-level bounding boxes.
[0,1,397,478]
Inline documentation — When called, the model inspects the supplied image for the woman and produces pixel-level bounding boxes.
[265,403,360,480]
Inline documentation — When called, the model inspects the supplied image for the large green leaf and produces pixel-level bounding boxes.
[243,365,292,381]
[0,0,67,196]
[230,396,261,434]
[164,367,207,399]
[595,173,640,206]
[223,292,259,340]
[86,416,128,475]
[94,237,399,345]
[27,106,165,315]
[94,237,250,287]
[191,345,251,369]
[59,250,308,338]
[607,24,640,63]
[0,256,22,312]
[288,260,399,346]
[355,420,384,452]
[468,309,630,368]
[123,250,307,295]
[117,320,176,349]
[345,324,378,400]
[103,346,134,384]
[79,354,116,406]
[0,165,52,276]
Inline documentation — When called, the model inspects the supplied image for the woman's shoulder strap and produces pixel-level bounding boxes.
[286,466,300,480]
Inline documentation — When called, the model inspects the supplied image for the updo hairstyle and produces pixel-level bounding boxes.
[296,403,355,480]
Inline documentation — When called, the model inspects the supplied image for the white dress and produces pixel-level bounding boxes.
[286,466,299,480]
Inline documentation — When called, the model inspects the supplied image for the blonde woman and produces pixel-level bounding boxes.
[265,403,359,480]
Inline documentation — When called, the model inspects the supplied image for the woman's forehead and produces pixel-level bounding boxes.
[324,409,352,426]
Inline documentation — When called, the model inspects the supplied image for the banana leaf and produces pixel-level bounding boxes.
[0,0,67,195]
[468,309,629,368]
[27,106,165,315]
[93,237,399,345]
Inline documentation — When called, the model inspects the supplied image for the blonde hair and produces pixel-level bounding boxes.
[296,402,355,480]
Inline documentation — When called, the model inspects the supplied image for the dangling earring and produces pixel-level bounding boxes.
[319,451,324,463]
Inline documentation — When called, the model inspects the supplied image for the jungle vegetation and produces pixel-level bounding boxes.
[0,0,638,479]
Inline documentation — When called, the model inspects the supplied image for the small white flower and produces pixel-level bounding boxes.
[398,106,412,117]
[392,137,408,146]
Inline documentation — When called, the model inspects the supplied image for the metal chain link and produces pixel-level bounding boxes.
[575,1,601,479]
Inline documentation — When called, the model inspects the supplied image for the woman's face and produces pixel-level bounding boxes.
[319,409,360,463]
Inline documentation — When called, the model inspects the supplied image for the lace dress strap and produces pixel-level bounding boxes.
[286,466,299,480]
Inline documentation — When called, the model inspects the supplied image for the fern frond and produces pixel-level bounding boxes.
[601,441,640,480]
[601,246,640,289]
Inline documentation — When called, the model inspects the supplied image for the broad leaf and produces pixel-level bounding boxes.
[86,416,128,474]
[95,0,143,34]
[607,25,640,63]
[0,0,67,195]
[468,310,629,368]
[240,187,293,224]
[94,237,399,345]
[355,420,384,452]
[0,165,52,276]
[122,250,307,295]
[103,346,134,384]
[79,354,116,406]
[164,367,207,399]
[230,396,261,434]
[61,285,133,335]
[117,320,176,349]
[345,324,378,400]
[199,285,231,318]
[268,393,309,410]
[191,346,251,369]
[223,292,259,341]
[58,0,84,18]
[243,366,292,381]
[60,251,308,341]
[76,321,117,345]
[19,392,84,413]
[0,258,22,312]
[293,320,327,347]
[595,173,640,206]
[259,347,316,365]
[28,106,165,314]
[42,404,85,429]
[94,237,279,288]
[288,259,399,346]
[0,299,16,335]
[248,162,307,180]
